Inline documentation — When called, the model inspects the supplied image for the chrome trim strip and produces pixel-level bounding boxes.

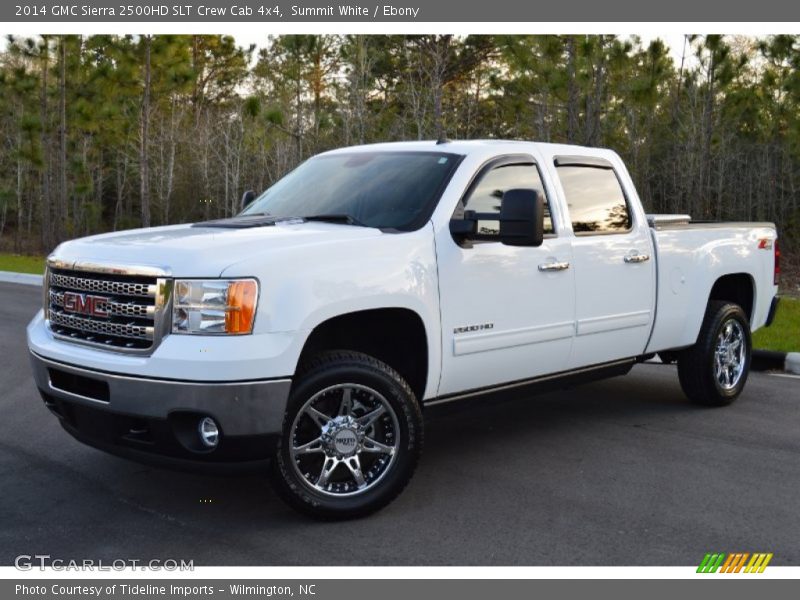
[49,309,155,341]
[49,273,158,298]
[46,326,156,356]
[42,265,50,322]
[46,256,172,278]
[49,289,156,319]
[646,214,692,227]
[651,221,776,231]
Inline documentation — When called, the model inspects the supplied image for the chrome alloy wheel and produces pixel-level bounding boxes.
[714,319,746,391]
[289,383,400,497]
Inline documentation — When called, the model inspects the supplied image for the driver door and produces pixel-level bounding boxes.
[436,156,576,397]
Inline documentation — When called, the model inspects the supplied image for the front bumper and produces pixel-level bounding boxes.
[30,351,291,470]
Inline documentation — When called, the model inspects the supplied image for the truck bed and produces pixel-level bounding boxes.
[645,219,778,355]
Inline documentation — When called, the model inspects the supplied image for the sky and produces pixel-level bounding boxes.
[643,34,692,64]
[230,33,694,65]
[2,33,696,66]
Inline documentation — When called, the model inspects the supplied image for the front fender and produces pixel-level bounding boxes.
[221,224,442,397]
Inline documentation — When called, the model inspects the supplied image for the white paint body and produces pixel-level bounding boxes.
[27,141,779,401]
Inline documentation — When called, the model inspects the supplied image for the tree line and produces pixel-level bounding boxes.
[0,34,798,269]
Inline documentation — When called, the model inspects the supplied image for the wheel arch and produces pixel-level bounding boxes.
[295,308,430,402]
[707,272,755,323]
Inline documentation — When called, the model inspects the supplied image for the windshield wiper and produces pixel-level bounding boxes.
[300,214,370,227]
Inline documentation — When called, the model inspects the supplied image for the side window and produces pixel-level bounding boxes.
[463,164,554,236]
[555,165,632,234]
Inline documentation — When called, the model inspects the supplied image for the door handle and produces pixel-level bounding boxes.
[538,261,570,272]
[624,253,650,264]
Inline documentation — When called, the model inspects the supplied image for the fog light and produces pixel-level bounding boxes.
[198,417,219,448]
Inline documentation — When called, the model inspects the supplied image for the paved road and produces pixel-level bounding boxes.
[1,281,798,566]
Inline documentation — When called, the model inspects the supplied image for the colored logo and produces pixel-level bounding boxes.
[697,553,773,573]
[63,292,110,318]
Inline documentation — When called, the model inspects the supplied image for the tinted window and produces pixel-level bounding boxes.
[463,164,554,236]
[242,152,460,230]
[556,166,632,233]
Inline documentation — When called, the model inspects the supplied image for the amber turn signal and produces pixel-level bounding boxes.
[225,280,258,334]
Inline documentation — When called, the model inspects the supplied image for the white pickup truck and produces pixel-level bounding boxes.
[27,140,780,518]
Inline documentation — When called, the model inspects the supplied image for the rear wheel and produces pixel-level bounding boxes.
[677,301,751,406]
[271,351,423,519]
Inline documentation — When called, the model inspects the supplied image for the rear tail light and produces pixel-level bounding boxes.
[774,239,781,286]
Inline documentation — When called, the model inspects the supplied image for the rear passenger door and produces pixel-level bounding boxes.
[553,156,655,369]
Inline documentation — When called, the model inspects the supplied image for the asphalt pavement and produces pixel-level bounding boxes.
[1,281,798,566]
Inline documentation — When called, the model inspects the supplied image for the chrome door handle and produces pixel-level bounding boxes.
[624,253,650,264]
[538,261,570,272]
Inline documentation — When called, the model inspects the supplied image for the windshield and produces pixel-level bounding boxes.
[241,151,462,230]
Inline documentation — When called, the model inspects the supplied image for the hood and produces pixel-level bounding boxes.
[50,221,383,277]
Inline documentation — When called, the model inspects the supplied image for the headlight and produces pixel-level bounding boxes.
[172,279,258,335]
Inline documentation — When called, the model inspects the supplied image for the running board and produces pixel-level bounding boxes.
[426,358,636,407]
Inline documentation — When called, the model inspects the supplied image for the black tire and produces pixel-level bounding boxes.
[271,350,423,519]
[677,301,751,406]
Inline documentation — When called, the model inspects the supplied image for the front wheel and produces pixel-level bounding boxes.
[677,301,751,406]
[271,351,423,519]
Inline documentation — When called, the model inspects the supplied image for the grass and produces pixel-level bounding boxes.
[753,296,800,353]
[0,253,45,275]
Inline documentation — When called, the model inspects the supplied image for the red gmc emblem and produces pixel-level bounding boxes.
[62,292,110,318]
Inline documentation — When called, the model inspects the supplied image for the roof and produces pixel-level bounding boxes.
[320,139,618,161]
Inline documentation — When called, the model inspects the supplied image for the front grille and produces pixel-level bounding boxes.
[46,265,170,353]
[49,273,157,298]
[49,310,154,342]
[49,289,155,319]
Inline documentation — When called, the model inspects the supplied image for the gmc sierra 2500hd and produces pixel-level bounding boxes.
[27,140,780,518]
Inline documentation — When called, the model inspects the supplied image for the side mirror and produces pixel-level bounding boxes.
[449,188,544,247]
[241,190,256,210]
[499,189,544,247]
